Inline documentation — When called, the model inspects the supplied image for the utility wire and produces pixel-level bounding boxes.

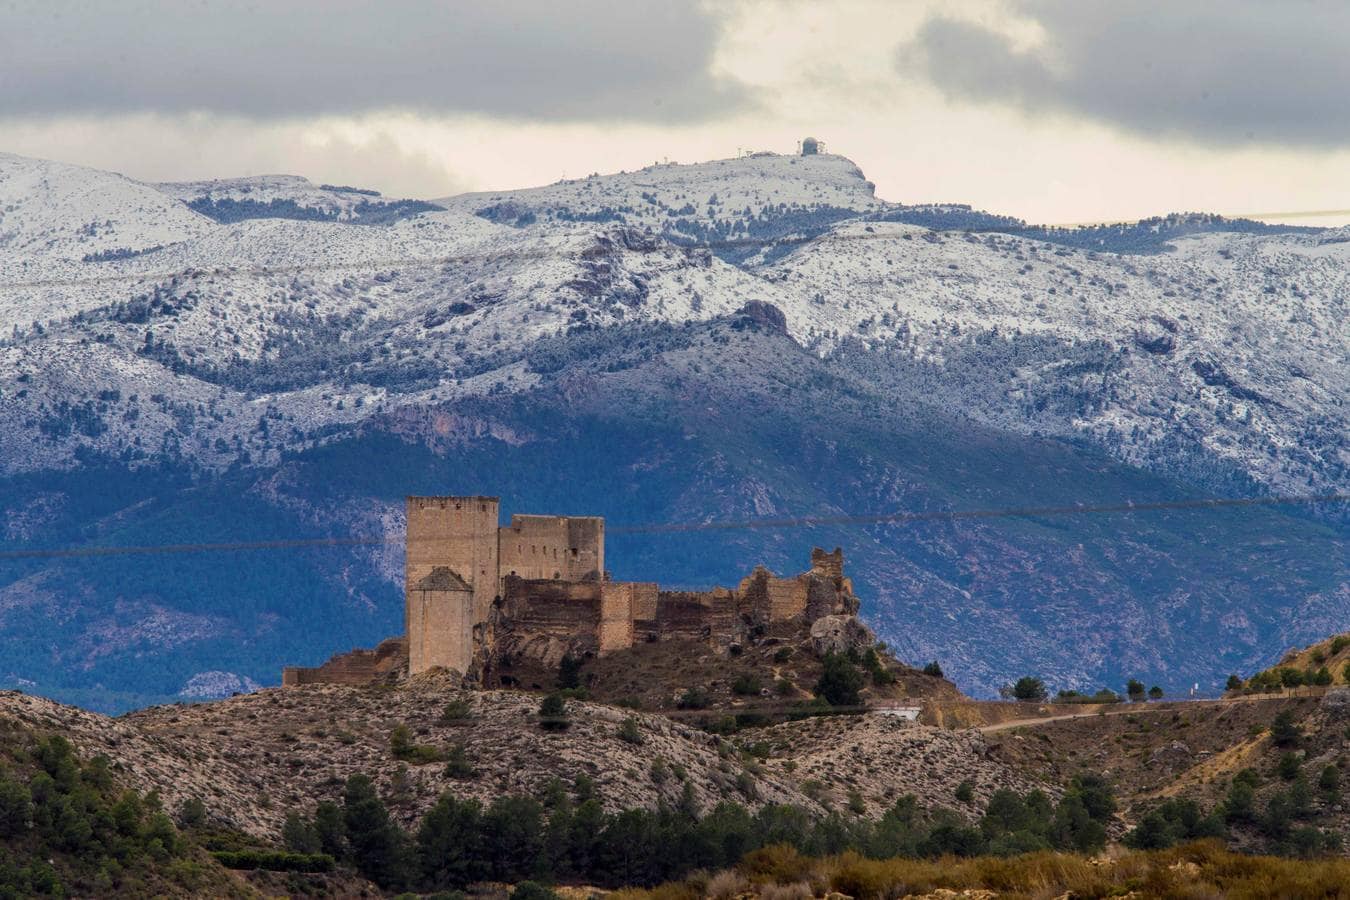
[0,206,1341,293]
[0,492,1343,562]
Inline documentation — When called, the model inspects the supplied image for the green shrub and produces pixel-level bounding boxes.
[732,674,762,696]
[539,693,570,731]
[1271,710,1302,748]
[176,796,206,828]
[283,810,322,853]
[922,661,944,678]
[443,744,477,779]
[1012,676,1047,702]
[0,775,33,838]
[557,654,583,690]
[618,717,644,745]
[439,699,474,724]
[1279,667,1305,688]
[954,780,975,804]
[391,724,445,764]
[212,849,335,872]
[677,688,712,710]
[815,652,864,707]
[1319,765,1341,798]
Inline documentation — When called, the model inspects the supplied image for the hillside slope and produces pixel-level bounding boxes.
[0,680,1044,841]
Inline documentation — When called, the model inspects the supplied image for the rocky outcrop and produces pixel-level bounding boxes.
[1321,687,1350,718]
[810,614,876,656]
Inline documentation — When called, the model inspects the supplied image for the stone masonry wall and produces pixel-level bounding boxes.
[406,496,500,625]
[598,582,635,653]
[498,514,604,583]
[407,569,474,675]
[283,637,407,686]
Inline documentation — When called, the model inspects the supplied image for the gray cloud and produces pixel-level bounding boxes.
[0,1,748,123]
[896,1,1350,146]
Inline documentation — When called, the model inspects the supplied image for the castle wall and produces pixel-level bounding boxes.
[406,496,500,625]
[654,591,715,641]
[407,581,474,675]
[502,577,602,643]
[283,637,407,686]
[811,547,844,579]
[738,567,809,623]
[631,582,659,622]
[498,514,604,583]
[598,582,656,653]
[709,588,738,642]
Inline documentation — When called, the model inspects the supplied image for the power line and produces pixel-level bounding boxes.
[608,492,1350,535]
[1,492,1343,562]
[0,206,1341,293]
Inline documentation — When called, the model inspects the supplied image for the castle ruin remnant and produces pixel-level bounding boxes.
[285,494,864,686]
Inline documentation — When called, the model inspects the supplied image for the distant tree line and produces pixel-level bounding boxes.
[186,196,438,225]
[276,770,1117,893]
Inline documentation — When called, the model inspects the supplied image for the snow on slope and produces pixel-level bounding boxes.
[0,153,213,268]
[0,150,1345,500]
[762,220,1349,494]
[437,152,883,230]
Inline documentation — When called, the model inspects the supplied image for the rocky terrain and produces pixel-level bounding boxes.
[0,677,1044,841]
[0,148,1345,710]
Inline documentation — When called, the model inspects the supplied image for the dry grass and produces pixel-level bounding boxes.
[618,841,1350,900]
[706,869,749,899]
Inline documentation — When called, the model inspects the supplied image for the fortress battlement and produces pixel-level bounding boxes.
[284,495,860,687]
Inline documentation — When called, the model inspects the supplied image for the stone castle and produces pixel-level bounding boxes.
[283,495,864,686]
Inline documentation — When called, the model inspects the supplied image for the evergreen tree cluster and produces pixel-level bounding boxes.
[279,771,1117,892]
[0,734,198,897]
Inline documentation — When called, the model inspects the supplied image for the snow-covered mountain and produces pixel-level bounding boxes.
[0,150,1344,711]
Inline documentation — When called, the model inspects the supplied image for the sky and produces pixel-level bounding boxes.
[3,0,1350,225]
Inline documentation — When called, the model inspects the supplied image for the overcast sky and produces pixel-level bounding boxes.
[3,0,1349,224]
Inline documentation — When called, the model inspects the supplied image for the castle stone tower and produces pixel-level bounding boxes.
[405,496,500,674]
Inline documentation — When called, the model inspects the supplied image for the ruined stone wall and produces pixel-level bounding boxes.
[630,582,659,621]
[283,637,408,686]
[501,577,603,643]
[654,591,715,641]
[598,582,635,653]
[499,515,604,583]
[737,567,809,623]
[406,496,500,625]
[708,588,738,643]
[811,547,844,579]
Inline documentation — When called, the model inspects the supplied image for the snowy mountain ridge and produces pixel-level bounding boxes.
[0,149,1343,497]
[0,149,1344,709]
